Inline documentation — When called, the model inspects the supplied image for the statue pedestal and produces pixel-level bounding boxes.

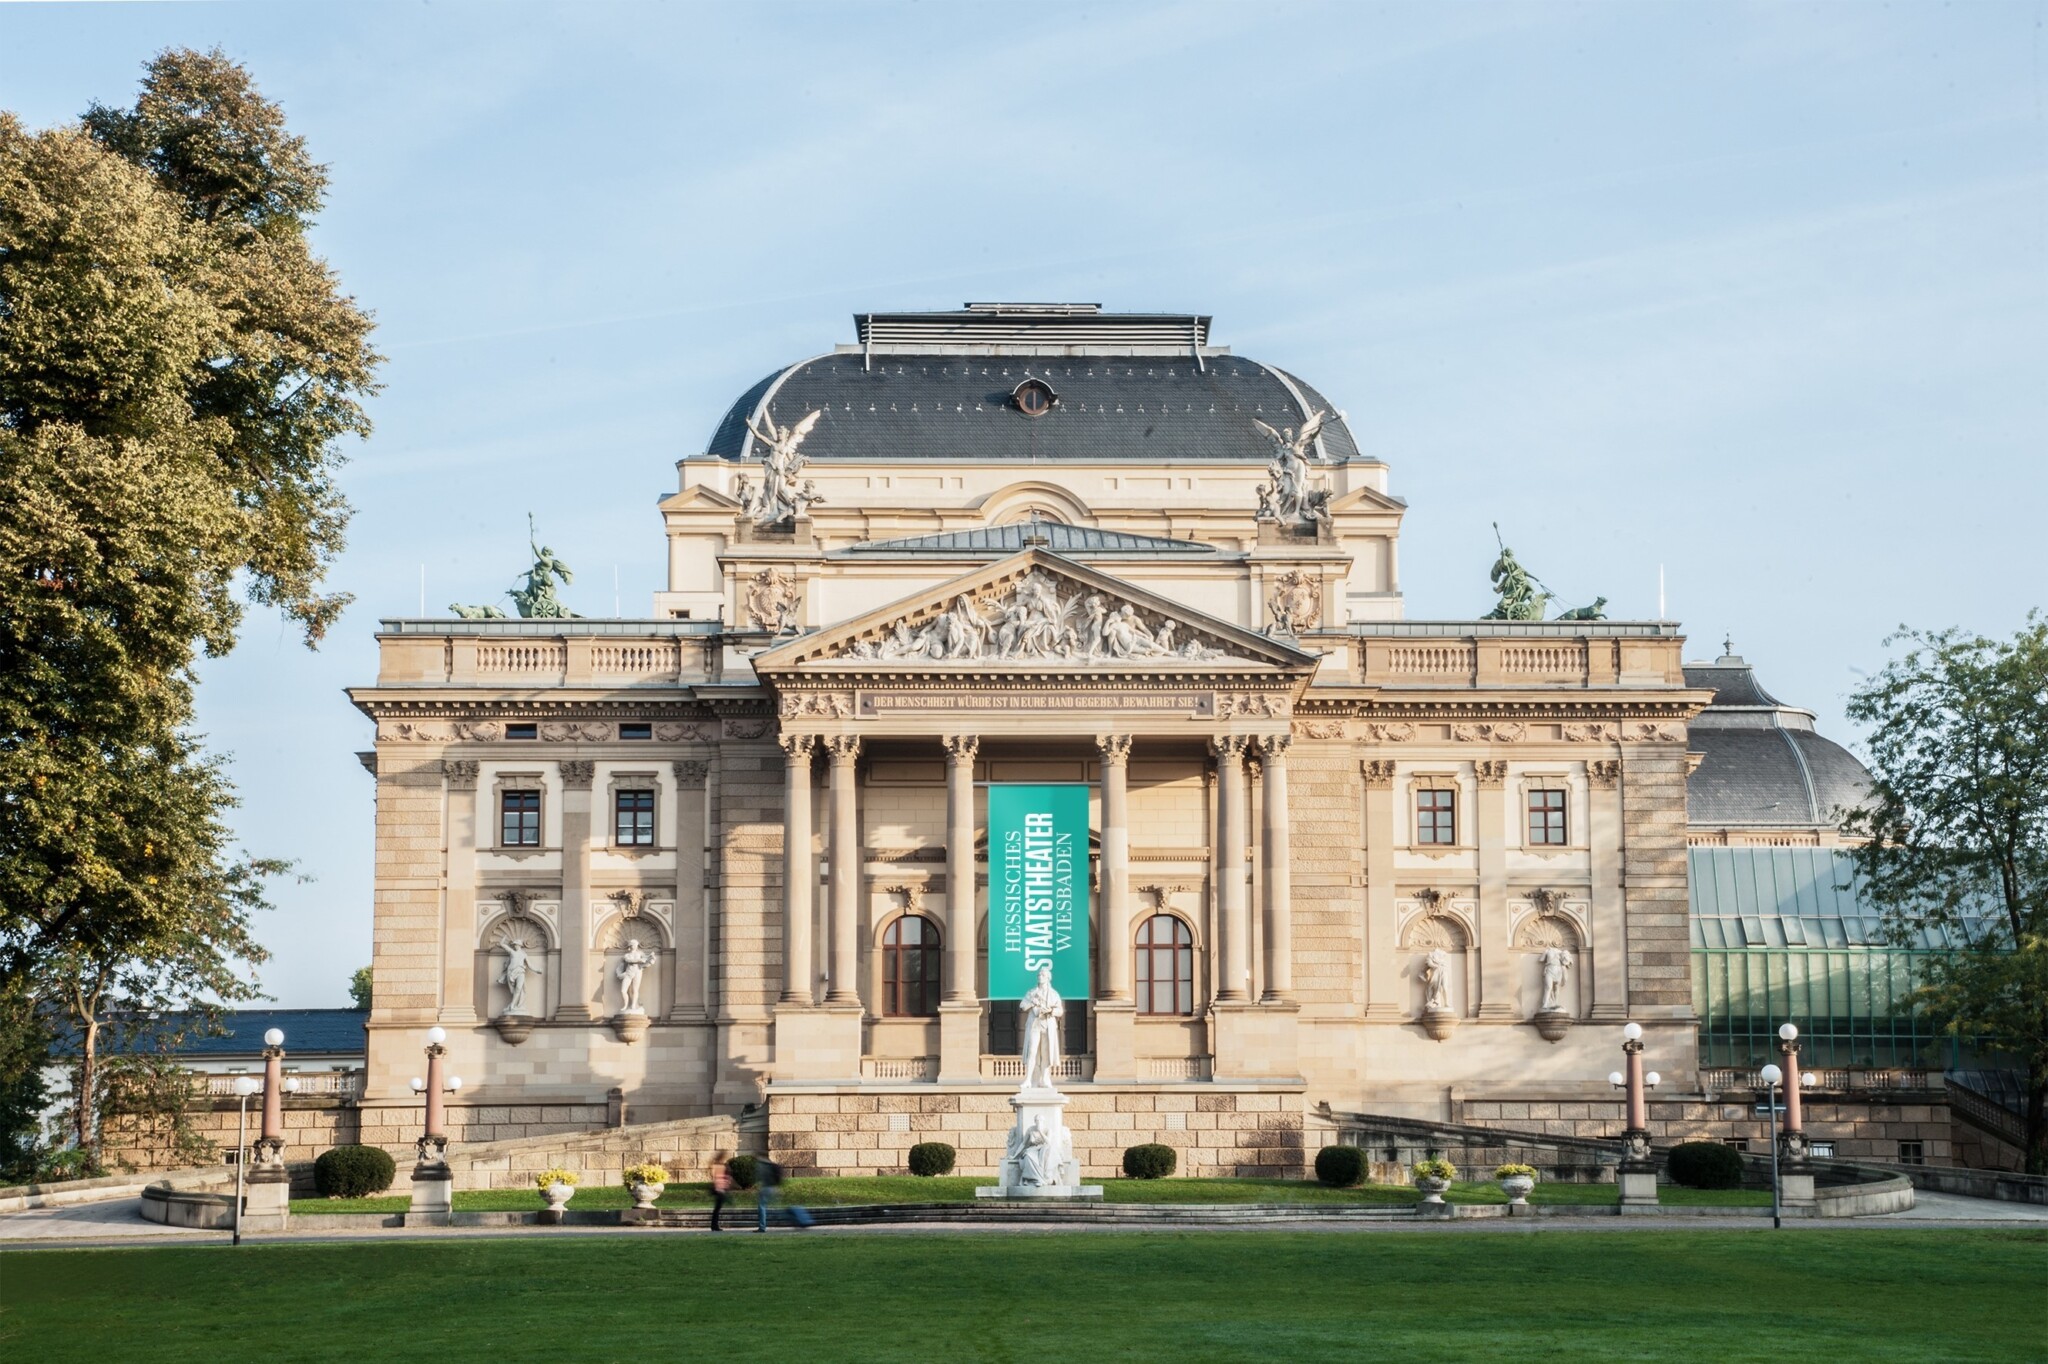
[612,1009,649,1044]
[975,1087,1102,1201]
[406,1166,453,1226]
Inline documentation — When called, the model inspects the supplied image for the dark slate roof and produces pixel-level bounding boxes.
[1689,847,1986,949]
[1685,652,1872,829]
[54,1009,368,1059]
[840,522,1216,557]
[706,352,1365,463]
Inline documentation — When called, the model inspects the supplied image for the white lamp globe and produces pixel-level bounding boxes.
[447,1076,463,1092]
[410,1076,425,1093]
[425,1026,447,1046]
[1801,1072,1817,1089]
[263,1028,285,1047]
[1644,1072,1661,1089]
[1608,1071,1626,1088]
[1778,1023,1799,1042]
[1760,1064,1783,1086]
[231,1076,257,1097]
[283,1077,300,1093]
[1621,1022,1643,1043]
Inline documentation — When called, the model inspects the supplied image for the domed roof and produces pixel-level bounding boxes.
[1685,649,1872,830]
[704,305,1365,464]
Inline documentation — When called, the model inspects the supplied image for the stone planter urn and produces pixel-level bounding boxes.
[1499,1175,1535,1205]
[542,1181,575,1213]
[1532,1010,1572,1043]
[492,1014,533,1045]
[612,1011,649,1045]
[629,1181,665,1211]
[1420,1009,1458,1042]
[1414,1177,1451,1205]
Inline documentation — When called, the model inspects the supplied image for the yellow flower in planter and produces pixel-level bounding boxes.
[535,1168,580,1191]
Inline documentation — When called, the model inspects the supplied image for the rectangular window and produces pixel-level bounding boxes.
[501,789,541,846]
[1724,1138,1749,1153]
[614,789,655,846]
[1809,1141,1836,1160]
[505,723,538,740]
[1897,1140,1924,1166]
[1415,788,1457,845]
[619,723,652,741]
[1526,789,1567,845]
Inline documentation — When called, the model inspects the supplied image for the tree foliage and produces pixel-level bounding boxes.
[0,48,378,990]
[1844,615,2048,1172]
[348,965,373,1011]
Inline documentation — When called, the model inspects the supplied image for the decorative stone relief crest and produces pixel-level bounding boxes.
[1587,759,1622,789]
[1527,887,1565,916]
[1474,760,1510,788]
[839,569,1236,664]
[724,718,772,741]
[1412,887,1444,911]
[1361,759,1397,788]
[1453,722,1528,743]
[672,760,709,787]
[1560,722,1614,743]
[882,883,925,915]
[1293,719,1346,740]
[608,888,648,916]
[1364,722,1416,742]
[780,693,851,720]
[558,760,596,789]
[1627,722,1684,744]
[746,567,801,633]
[541,721,614,743]
[1266,570,1322,635]
[1216,693,1289,719]
[654,722,710,743]
[442,759,480,790]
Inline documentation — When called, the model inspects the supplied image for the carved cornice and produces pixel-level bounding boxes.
[1454,722,1527,744]
[1293,719,1347,740]
[1364,722,1416,743]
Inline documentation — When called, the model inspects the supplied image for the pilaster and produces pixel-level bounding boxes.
[1361,759,1400,1019]
[555,759,598,1020]
[440,759,480,1023]
[1473,759,1514,1020]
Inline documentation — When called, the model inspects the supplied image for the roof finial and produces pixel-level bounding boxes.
[1724,633,1733,657]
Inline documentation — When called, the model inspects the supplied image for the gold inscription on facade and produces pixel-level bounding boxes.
[858,691,1216,716]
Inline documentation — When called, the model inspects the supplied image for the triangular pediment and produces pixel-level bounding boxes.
[755,550,1317,674]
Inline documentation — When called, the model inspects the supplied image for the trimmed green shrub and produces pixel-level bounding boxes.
[313,1144,396,1198]
[1122,1143,1177,1179]
[1668,1140,1745,1190]
[908,1142,956,1177]
[1314,1144,1367,1187]
[724,1154,760,1189]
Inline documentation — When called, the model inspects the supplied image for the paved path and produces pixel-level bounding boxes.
[1881,1189,2048,1222]
[0,1197,211,1242]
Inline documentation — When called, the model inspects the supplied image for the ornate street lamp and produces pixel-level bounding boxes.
[238,1027,299,1232]
[1610,1022,1661,1208]
[1771,1023,1820,1216]
[230,1074,258,1246]
[407,1026,462,1223]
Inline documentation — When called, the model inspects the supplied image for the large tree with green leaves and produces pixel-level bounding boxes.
[0,48,378,994]
[1844,615,2048,1172]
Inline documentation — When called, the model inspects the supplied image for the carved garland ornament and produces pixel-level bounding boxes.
[838,569,1239,665]
[388,719,709,743]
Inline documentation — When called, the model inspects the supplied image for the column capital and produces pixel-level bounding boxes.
[1211,734,1255,762]
[1587,759,1621,789]
[1095,733,1133,765]
[1361,759,1397,789]
[672,759,709,788]
[558,760,596,790]
[778,732,818,761]
[442,759,479,791]
[941,734,979,762]
[825,735,862,764]
[1255,733,1292,759]
[1474,759,1509,789]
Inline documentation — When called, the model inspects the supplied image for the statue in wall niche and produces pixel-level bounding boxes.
[617,938,656,1014]
[499,937,542,1016]
[1019,963,1065,1092]
[1537,944,1575,1014]
[1421,948,1452,1013]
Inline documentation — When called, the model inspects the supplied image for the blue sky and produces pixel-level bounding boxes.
[7,1,2043,1007]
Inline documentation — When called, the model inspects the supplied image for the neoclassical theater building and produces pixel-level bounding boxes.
[351,304,1743,1176]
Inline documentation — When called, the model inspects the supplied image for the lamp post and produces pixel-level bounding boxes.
[1773,1023,1820,1214]
[1759,1062,1784,1228]
[406,1026,463,1224]
[1610,1022,1661,1209]
[230,1075,258,1246]
[239,1027,298,1232]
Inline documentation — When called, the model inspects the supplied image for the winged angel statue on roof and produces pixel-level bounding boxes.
[1252,409,1334,528]
[737,408,826,526]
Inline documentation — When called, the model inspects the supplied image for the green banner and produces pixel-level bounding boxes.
[986,784,1091,1001]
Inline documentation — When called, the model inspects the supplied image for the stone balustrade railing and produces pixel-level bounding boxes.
[197,1071,365,1100]
[1346,622,1685,690]
[1699,1067,1938,1093]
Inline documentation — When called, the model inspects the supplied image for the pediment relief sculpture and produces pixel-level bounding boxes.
[838,569,1240,665]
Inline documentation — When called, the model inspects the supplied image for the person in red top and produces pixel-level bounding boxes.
[709,1149,733,1232]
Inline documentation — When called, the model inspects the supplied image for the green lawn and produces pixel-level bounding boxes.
[4,1231,2041,1362]
[288,1175,1770,1215]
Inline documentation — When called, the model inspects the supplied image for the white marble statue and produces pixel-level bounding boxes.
[1253,408,1331,527]
[1019,963,1064,1091]
[499,938,541,1016]
[1537,944,1574,1013]
[617,937,656,1013]
[739,409,825,525]
[1421,947,1452,1014]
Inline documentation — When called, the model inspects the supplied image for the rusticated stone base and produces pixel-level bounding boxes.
[767,1083,1308,1179]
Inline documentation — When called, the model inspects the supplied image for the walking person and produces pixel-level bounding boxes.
[755,1156,780,1232]
[708,1149,733,1232]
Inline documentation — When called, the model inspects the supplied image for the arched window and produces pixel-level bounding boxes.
[882,915,941,1017]
[1136,914,1194,1016]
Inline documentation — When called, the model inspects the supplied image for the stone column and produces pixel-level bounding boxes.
[441,760,481,1022]
[825,736,862,1006]
[1474,759,1515,1020]
[1097,735,1134,1002]
[1213,736,1253,1002]
[556,760,598,1020]
[1361,761,1400,1018]
[938,735,981,1083]
[778,734,817,1005]
[1258,736,1294,1002]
